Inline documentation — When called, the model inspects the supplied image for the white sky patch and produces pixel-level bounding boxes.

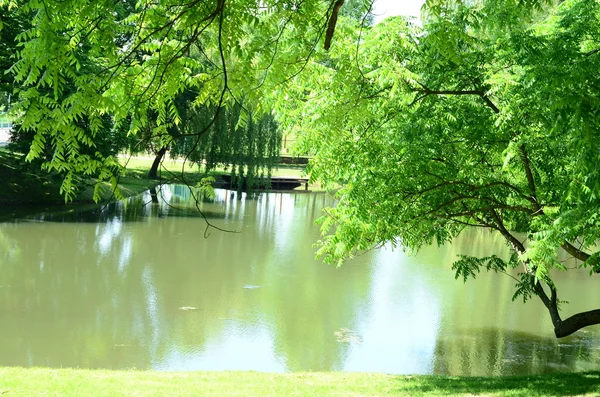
[372,0,425,24]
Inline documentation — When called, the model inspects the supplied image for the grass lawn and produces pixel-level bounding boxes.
[0,368,599,397]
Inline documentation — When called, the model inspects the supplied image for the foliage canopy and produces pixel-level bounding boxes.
[0,0,370,198]
[275,0,600,337]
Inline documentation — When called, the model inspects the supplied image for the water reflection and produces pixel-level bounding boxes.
[433,328,600,375]
[0,186,599,374]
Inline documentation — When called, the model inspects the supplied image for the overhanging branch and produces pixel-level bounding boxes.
[414,86,500,113]
[562,241,591,262]
[520,145,599,273]
[561,241,600,273]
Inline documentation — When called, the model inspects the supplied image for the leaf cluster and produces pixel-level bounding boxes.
[1,0,338,199]
[274,0,600,310]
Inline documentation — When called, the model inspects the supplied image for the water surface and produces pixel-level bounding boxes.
[1,186,599,375]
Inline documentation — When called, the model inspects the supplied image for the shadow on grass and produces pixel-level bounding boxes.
[392,372,600,396]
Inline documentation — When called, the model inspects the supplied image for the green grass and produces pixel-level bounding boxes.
[0,368,599,397]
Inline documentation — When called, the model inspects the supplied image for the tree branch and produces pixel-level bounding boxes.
[555,309,600,337]
[561,241,591,262]
[417,173,537,205]
[324,0,344,50]
[489,209,527,256]
[534,282,561,324]
[519,145,598,272]
[519,144,542,213]
[561,241,600,273]
[414,86,500,113]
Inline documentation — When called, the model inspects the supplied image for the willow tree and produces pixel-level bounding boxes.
[274,0,600,337]
[170,101,282,193]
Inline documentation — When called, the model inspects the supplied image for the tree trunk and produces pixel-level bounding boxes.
[149,147,167,180]
[494,223,600,338]
[149,186,159,204]
[535,281,600,337]
[554,310,600,338]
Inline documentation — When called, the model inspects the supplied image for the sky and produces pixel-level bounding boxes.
[371,0,425,23]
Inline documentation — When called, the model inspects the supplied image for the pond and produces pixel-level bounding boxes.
[1,185,599,376]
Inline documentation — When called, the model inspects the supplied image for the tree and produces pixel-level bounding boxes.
[274,0,600,337]
[170,101,282,192]
[139,88,283,192]
[0,0,367,201]
[0,5,142,203]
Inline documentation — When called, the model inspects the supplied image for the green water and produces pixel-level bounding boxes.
[0,185,599,375]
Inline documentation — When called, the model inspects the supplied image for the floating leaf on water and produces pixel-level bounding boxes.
[179,306,198,311]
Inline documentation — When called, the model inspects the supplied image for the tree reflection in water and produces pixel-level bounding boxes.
[433,328,600,376]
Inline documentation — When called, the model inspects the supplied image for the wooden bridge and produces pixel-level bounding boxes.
[217,175,310,191]
[270,176,310,191]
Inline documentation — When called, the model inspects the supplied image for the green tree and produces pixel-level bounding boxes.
[139,88,283,192]
[0,0,348,201]
[274,0,600,337]
[171,101,282,193]
[0,1,137,199]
